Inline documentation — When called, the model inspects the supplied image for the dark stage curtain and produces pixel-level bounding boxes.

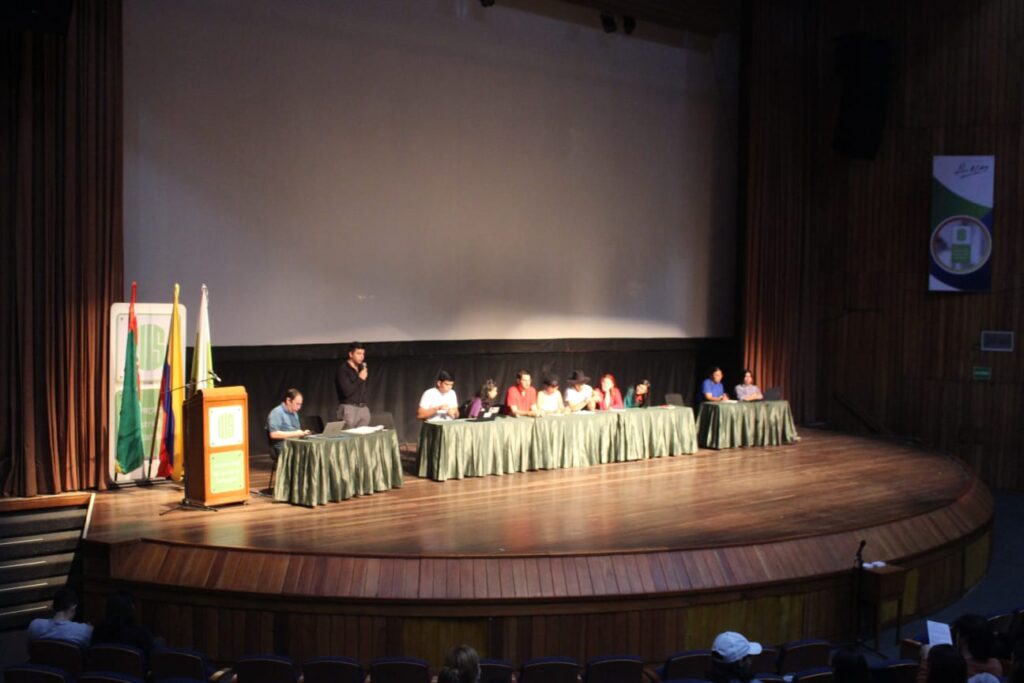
[741,0,820,425]
[0,0,123,496]
[214,338,728,450]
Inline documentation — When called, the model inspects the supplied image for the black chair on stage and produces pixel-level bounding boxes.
[367,656,431,683]
[301,414,325,434]
[518,657,580,683]
[373,411,396,430]
[301,656,363,683]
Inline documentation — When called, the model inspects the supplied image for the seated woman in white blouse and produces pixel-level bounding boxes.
[734,369,764,401]
[536,375,566,415]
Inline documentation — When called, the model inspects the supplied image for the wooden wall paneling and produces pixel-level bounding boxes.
[745,0,1024,488]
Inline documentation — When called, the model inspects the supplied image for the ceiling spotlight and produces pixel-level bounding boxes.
[623,15,636,34]
[600,11,617,33]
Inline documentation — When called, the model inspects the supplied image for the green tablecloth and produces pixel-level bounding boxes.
[696,400,798,449]
[418,407,697,481]
[274,429,403,506]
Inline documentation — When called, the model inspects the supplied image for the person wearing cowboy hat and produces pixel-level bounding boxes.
[564,369,596,412]
[709,631,763,683]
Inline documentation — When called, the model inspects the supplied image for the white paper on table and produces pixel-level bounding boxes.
[927,620,953,646]
[345,425,385,435]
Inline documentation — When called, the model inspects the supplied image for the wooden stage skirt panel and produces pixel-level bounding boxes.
[79,429,993,667]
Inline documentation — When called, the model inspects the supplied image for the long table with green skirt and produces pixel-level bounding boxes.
[417,407,697,481]
[696,400,798,449]
[273,429,404,506]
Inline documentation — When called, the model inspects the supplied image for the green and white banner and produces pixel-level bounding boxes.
[108,302,187,483]
[930,155,994,292]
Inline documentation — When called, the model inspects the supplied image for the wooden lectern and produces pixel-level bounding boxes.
[184,386,250,507]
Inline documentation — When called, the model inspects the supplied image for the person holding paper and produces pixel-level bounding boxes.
[702,367,729,402]
[735,370,764,401]
[417,371,460,420]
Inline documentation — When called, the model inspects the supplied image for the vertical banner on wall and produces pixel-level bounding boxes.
[108,302,187,484]
[930,155,995,292]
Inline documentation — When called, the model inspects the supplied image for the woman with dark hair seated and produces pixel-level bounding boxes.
[708,631,762,683]
[444,644,480,683]
[468,379,500,419]
[624,379,651,408]
[92,590,160,660]
[953,614,1003,679]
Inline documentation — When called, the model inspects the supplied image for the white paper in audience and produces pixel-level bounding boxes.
[927,620,953,646]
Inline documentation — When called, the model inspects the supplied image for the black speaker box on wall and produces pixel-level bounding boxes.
[833,35,893,160]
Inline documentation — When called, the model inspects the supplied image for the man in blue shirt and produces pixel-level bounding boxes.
[701,366,729,402]
[27,587,92,649]
[267,388,310,463]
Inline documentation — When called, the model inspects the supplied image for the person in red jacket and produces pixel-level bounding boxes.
[593,373,624,410]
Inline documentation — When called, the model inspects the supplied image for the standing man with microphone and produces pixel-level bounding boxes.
[336,341,371,427]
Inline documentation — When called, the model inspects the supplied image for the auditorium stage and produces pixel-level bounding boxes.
[80,428,993,666]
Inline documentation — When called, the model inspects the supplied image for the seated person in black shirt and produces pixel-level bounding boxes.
[92,590,163,661]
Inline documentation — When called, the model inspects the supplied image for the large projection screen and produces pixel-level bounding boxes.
[124,0,737,346]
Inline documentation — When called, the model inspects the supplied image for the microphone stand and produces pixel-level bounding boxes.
[160,372,222,515]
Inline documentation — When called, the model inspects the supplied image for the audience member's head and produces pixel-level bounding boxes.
[444,644,480,683]
[437,667,462,683]
[832,646,870,683]
[478,379,498,403]
[953,614,996,661]
[100,590,137,631]
[927,644,968,683]
[52,587,79,618]
[709,631,761,683]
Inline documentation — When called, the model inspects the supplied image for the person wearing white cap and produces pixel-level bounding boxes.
[709,631,763,683]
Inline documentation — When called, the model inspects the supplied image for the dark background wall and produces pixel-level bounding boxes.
[743,0,1023,488]
[215,337,736,447]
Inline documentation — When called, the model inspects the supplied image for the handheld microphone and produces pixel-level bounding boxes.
[361,362,367,371]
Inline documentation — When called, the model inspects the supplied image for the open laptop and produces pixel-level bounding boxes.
[764,387,783,401]
[305,420,346,438]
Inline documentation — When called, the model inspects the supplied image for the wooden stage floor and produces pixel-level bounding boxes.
[79,428,994,663]
[87,428,980,556]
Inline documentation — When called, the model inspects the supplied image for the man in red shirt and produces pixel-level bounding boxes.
[505,370,538,417]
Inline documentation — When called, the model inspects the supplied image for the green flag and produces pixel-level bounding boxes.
[115,282,145,475]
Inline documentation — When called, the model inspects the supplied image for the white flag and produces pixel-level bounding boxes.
[189,284,215,396]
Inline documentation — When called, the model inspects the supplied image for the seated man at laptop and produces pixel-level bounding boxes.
[267,388,311,463]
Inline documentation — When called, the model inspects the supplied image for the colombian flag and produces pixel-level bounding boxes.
[157,284,185,480]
